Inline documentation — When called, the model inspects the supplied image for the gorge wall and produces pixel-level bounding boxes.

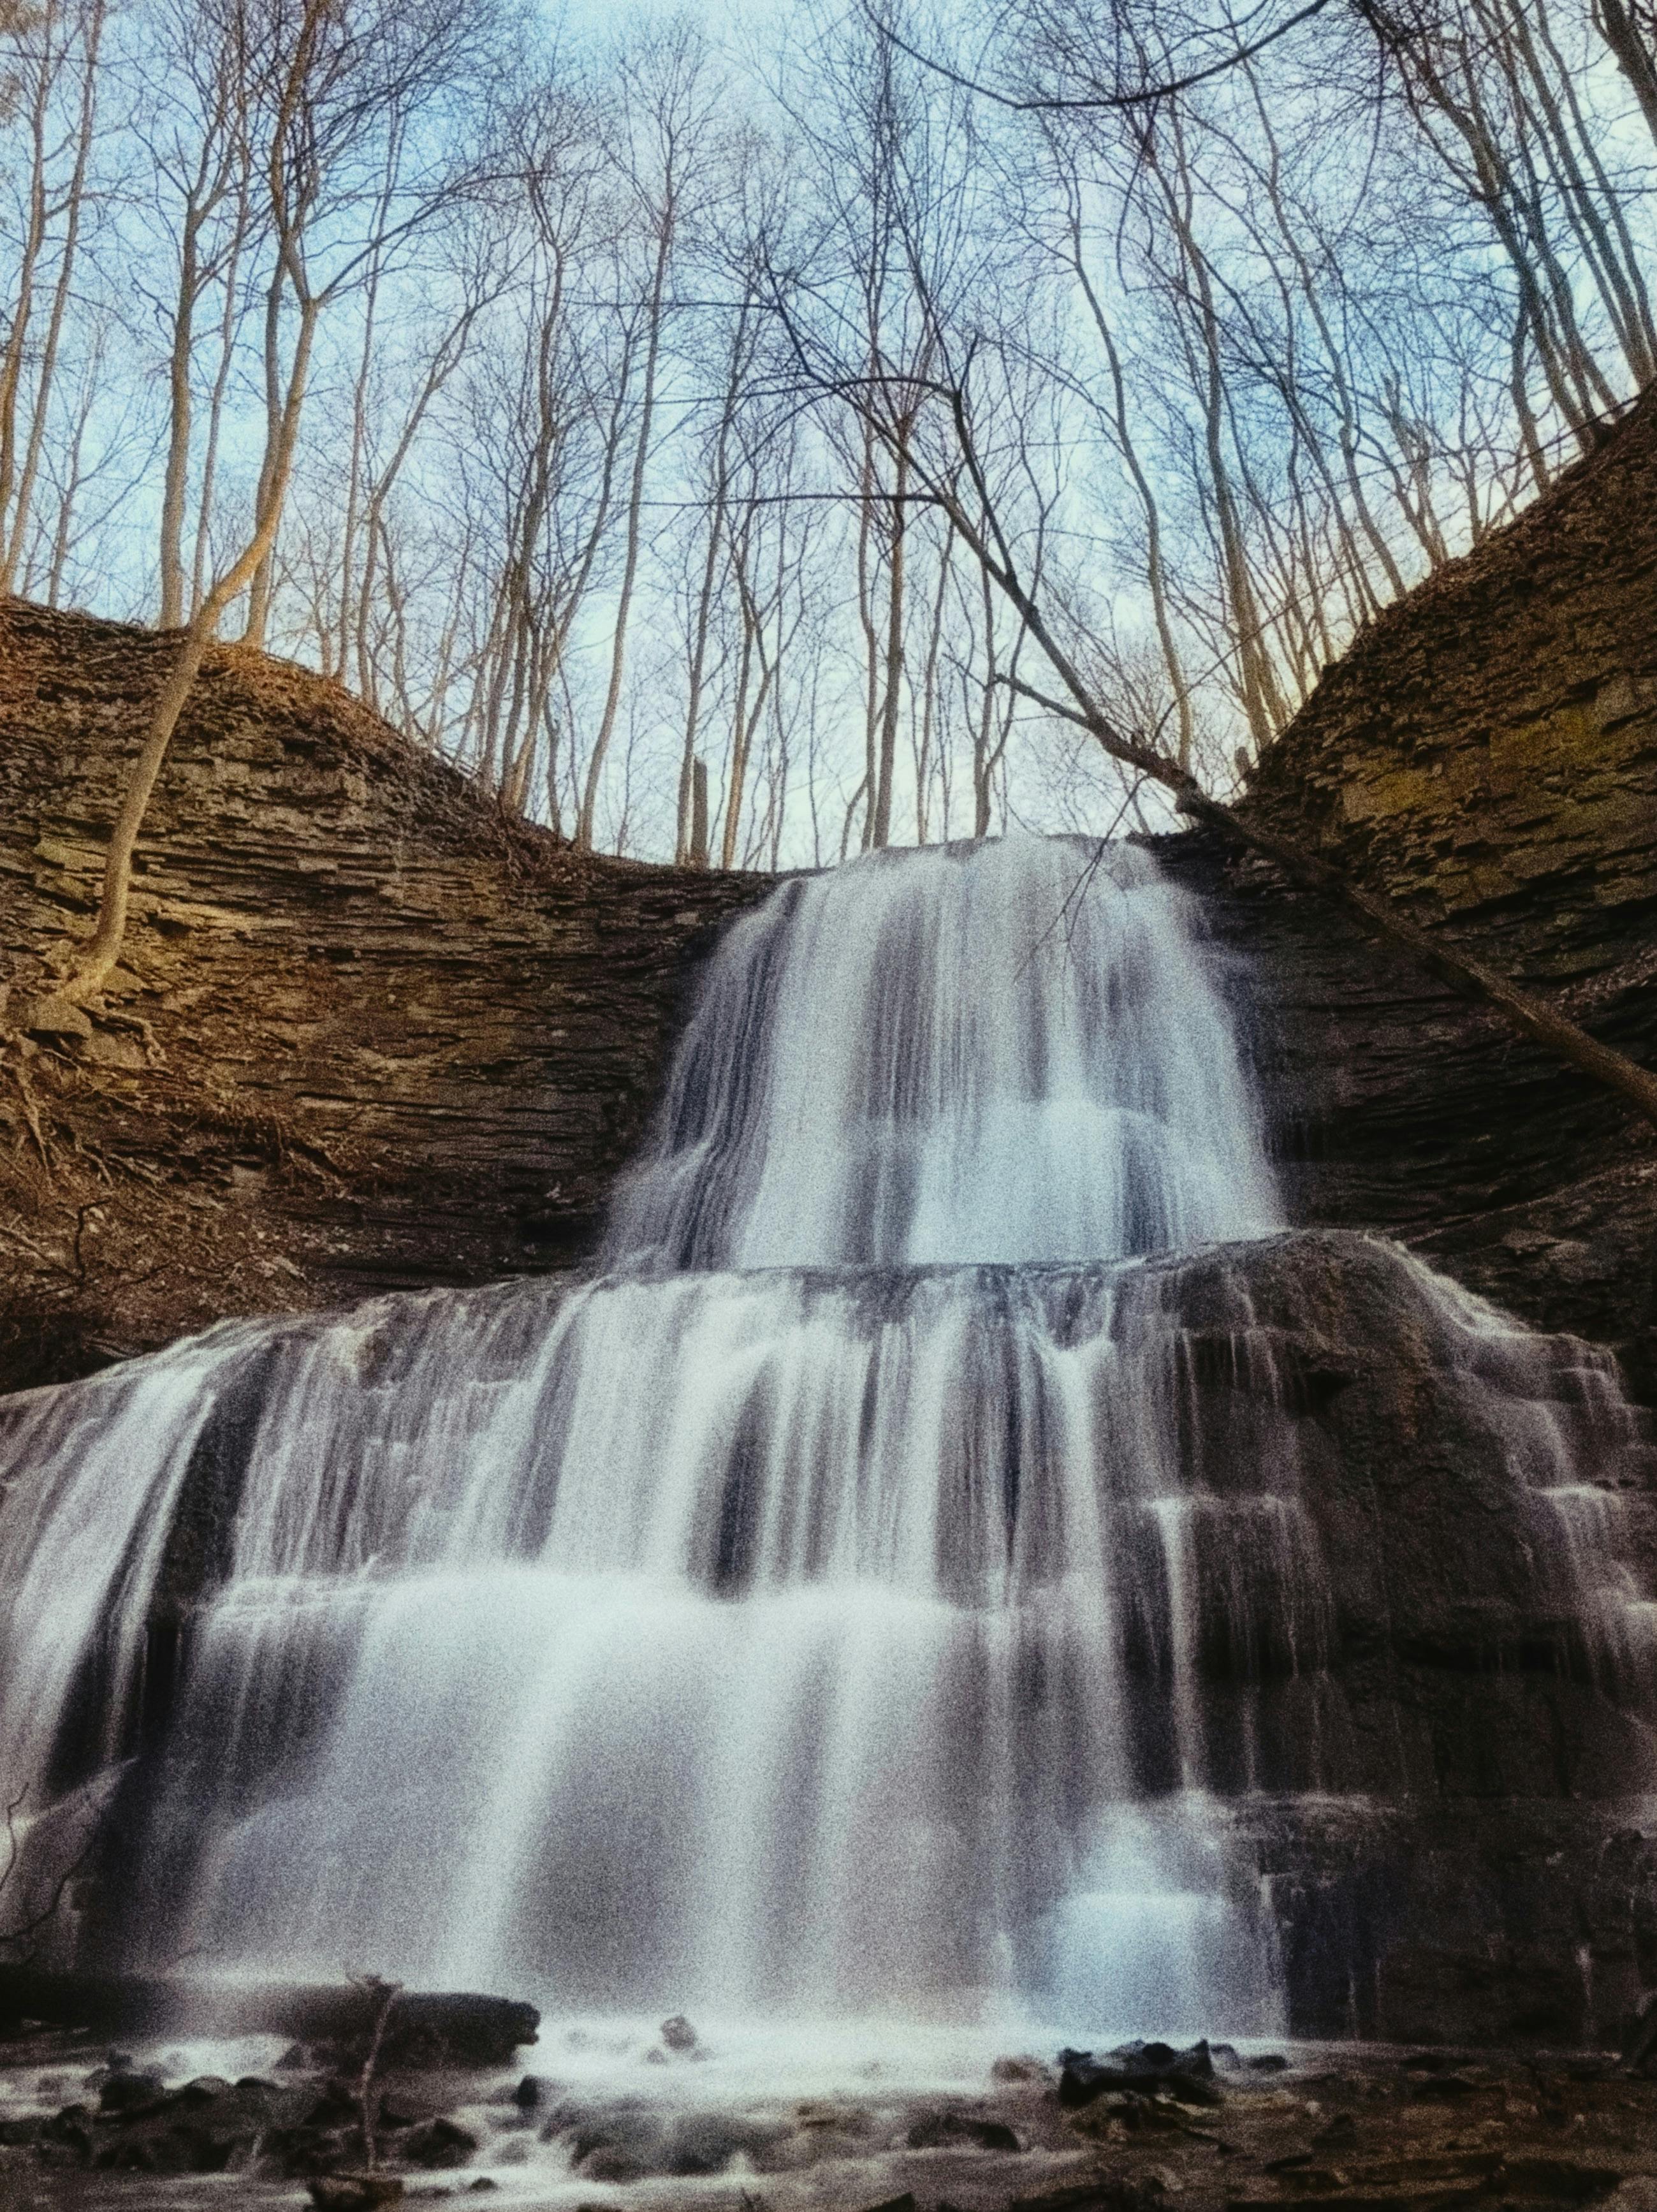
[1,390,1656,1398]
[0,605,766,1393]
[1240,383,1657,1384]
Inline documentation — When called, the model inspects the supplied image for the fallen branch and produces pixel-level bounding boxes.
[351,1973,403,2171]
[1003,668,1657,1130]
[776,323,1657,1137]
[1178,789,1657,1127]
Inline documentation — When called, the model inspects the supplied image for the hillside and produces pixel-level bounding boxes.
[0,604,766,1391]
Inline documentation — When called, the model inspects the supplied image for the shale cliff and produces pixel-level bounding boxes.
[1232,385,1657,1375]
[2,388,1656,1396]
[0,606,765,1392]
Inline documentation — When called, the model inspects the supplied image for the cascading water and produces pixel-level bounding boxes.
[1,833,1653,2053]
[604,835,1277,1269]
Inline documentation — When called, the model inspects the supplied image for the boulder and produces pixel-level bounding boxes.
[399,2116,478,2169]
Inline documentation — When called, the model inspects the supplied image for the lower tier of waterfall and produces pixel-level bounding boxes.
[3,1229,1654,2046]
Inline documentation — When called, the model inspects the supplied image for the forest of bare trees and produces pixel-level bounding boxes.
[0,0,1653,868]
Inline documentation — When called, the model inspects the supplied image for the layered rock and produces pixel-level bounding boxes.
[0,601,766,1392]
[4,1224,1654,2049]
[1234,388,1657,1385]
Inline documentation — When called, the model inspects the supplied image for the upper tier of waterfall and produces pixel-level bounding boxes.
[607,836,1281,1269]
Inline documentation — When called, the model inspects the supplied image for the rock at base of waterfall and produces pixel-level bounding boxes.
[308,2178,404,2211]
[400,2116,479,2168]
[0,1968,539,2070]
[905,2107,1024,2151]
[1059,2042,1224,2110]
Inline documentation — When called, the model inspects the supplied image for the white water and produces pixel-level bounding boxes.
[0,833,1649,2056]
[606,835,1278,1268]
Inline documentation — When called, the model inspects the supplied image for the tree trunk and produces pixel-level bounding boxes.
[689,757,709,868]
[157,219,200,630]
[870,441,908,847]
[51,305,319,1004]
[577,214,672,852]
[1,0,103,594]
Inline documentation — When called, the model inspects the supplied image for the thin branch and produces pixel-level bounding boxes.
[861,0,1329,114]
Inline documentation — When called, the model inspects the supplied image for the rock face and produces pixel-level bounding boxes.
[1247,392,1657,946]
[1235,385,1657,1388]
[0,601,768,1393]
[1164,828,1657,1391]
[1150,1231,1657,2047]
[5,1226,1656,2051]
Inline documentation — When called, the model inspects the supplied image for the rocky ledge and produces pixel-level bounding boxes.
[0,599,768,1394]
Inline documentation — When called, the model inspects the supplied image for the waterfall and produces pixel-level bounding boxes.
[0,833,1652,2046]
[606,836,1278,1268]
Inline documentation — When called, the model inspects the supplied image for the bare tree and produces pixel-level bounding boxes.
[761,75,1657,1129]
[32,0,478,1006]
[576,22,721,851]
[137,0,258,628]
[0,0,107,594]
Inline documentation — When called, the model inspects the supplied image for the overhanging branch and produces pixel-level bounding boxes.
[861,0,1330,114]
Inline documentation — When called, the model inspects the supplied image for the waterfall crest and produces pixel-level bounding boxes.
[1,834,1653,2044]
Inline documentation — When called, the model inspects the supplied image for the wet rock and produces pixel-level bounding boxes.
[1119,2039,1216,2081]
[0,1968,539,2070]
[577,2143,646,2183]
[1058,2042,1223,2109]
[1069,2088,1191,2139]
[659,2012,697,2052]
[81,2074,288,2175]
[173,2074,233,2104]
[401,2116,479,2169]
[664,2111,764,2174]
[306,2077,365,2127]
[1408,2069,1482,2098]
[307,2178,405,2210]
[906,2107,1024,2152]
[97,2068,166,2114]
[991,2054,1048,2083]
[40,2102,95,2158]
